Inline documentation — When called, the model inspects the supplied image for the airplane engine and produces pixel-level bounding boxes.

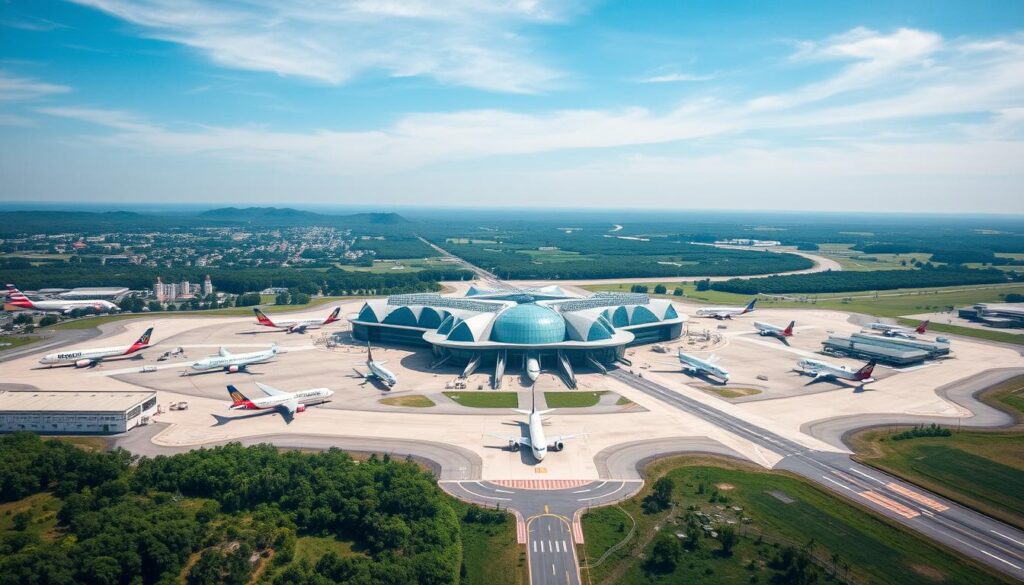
[75,359,93,368]
[297,404,306,413]
[553,441,564,452]
[227,365,241,373]
[509,441,520,452]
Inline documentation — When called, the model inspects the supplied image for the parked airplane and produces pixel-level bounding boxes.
[226,382,333,417]
[6,284,119,314]
[525,354,541,382]
[866,320,928,338]
[796,358,876,383]
[677,350,730,382]
[754,320,795,339]
[39,327,154,368]
[487,389,583,461]
[253,307,341,333]
[695,299,756,320]
[190,344,278,373]
[352,342,398,387]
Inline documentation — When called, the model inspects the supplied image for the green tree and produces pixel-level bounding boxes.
[718,525,738,556]
[654,284,667,294]
[648,532,682,572]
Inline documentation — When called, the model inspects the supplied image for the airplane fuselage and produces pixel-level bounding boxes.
[192,349,277,372]
[797,358,868,381]
[231,388,333,411]
[528,411,547,461]
[367,361,398,387]
[525,357,540,382]
[40,345,139,367]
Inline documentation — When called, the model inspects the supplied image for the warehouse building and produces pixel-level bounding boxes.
[957,303,1024,329]
[822,336,930,367]
[0,391,157,434]
[848,333,951,358]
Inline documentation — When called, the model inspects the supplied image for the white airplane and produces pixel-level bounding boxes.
[352,342,398,388]
[796,358,876,383]
[677,350,730,382]
[253,306,341,333]
[39,327,154,368]
[6,284,119,314]
[487,390,584,462]
[190,344,278,373]
[695,298,756,320]
[525,354,541,382]
[866,320,928,339]
[754,320,795,339]
[226,382,333,418]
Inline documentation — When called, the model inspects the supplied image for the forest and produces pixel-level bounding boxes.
[710,266,1012,295]
[0,434,497,585]
[0,265,472,296]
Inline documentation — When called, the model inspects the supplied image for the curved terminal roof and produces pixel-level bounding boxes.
[490,303,566,345]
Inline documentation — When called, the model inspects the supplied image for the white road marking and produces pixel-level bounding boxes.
[457,484,510,501]
[494,488,514,494]
[533,541,537,552]
[991,530,1024,547]
[563,540,568,553]
[578,482,625,501]
[540,541,544,553]
[849,468,886,485]
[980,550,1022,570]
[555,540,560,552]
[821,476,854,491]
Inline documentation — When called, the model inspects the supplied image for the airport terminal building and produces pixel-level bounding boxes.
[0,391,157,434]
[348,286,686,387]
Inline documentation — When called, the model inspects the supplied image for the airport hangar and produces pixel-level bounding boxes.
[0,390,157,434]
[347,287,686,388]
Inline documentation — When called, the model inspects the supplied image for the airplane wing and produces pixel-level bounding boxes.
[278,398,298,415]
[549,433,586,446]
[255,382,288,397]
[485,432,531,448]
[352,367,369,379]
[814,372,830,380]
[290,325,308,334]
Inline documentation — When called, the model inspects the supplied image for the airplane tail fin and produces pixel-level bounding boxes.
[219,347,231,357]
[743,298,757,314]
[916,320,929,334]
[253,308,275,326]
[367,340,374,362]
[5,284,34,309]
[270,343,278,353]
[783,321,795,336]
[324,307,341,324]
[856,360,877,380]
[126,327,154,353]
[227,385,250,406]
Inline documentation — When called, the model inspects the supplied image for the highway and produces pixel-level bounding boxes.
[609,369,1024,581]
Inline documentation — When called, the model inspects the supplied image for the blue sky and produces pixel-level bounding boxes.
[1,0,1023,212]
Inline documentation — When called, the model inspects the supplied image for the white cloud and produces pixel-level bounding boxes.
[0,71,71,101]
[635,72,714,83]
[69,0,577,93]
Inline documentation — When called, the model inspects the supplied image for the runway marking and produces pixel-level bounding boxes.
[578,482,625,502]
[991,530,1024,547]
[533,541,537,552]
[859,490,920,519]
[456,483,510,501]
[980,550,1022,570]
[540,540,545,553]
[886,483,950,512]
[563,540,569,554]
[494,488,515,494]
[849,468,886,485]
[821,475,854,491]
[554,540,560,552]
[492,479,591,490]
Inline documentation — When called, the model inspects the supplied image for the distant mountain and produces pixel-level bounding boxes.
[198,207,407,225]
[198,207,323,219]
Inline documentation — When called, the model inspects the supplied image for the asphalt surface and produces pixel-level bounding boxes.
[609,368,1024,581]
[0,326,104,365]
[441,479,641,585]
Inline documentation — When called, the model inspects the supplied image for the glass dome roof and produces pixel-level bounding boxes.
[490,303,566,345]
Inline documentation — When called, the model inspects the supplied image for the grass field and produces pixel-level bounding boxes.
[813,244,932,272]
[898,319,1024,345]
[0,492,61,537]
[581,456,1010,585]
[544,391,605,407]
[698,386,762,399]
[49,436,110,452]
[294,535,363,564]
[0,334,42,352]
[340,257,455,273]
[378,394,436,407]
[443,391,519,408]
[451,500,528,585]
[849,376,1024,529]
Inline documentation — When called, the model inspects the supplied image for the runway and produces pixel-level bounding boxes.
[609,368,1024,580]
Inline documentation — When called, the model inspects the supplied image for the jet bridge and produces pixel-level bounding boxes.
[557,349,577,389]
[492,349,507,389]
[462,352,482,378]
